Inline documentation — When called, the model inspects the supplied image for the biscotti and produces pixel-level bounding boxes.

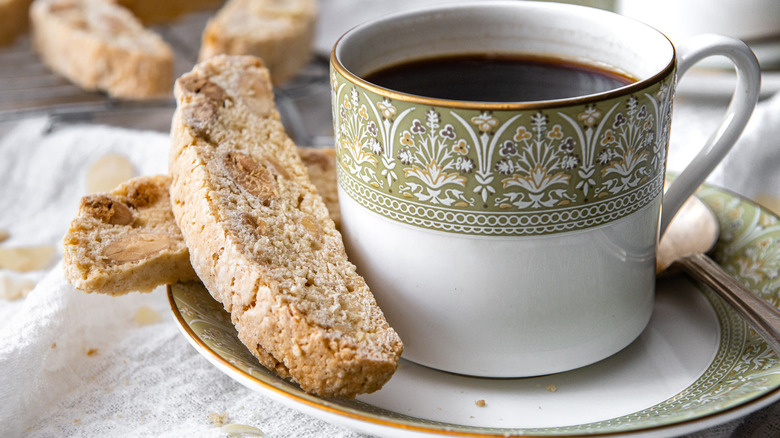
[198,0,317,85]
[30,0,174,99]
[0,0,34,46]
[63,175,198,295]
[63,147,340,296]
[169,55,402,397]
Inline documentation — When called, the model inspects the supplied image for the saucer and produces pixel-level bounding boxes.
[168,183,780,437]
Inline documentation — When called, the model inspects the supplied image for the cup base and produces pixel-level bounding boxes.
[340,190,659,378]
[397,306,653,378]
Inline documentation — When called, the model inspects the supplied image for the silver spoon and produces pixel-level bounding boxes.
[658,195,780,353]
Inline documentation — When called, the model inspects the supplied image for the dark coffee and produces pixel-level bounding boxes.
[364,53,635,102]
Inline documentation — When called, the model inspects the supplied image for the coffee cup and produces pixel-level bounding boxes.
[329,1,760,377]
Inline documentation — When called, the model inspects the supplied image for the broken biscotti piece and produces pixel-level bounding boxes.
[31,0,174,99]
[63,175,198,295]
[198,0,317,85]
[169,55,402,397]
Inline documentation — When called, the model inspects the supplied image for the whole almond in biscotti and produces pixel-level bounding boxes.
[198,0,317,85]
[169,55,402,398]
[30,0,174,99]
[63,175,198,295]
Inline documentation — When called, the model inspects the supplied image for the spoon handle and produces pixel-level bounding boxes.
[675,253,780,354]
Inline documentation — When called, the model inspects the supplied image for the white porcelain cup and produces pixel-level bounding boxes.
[330,1,761,377]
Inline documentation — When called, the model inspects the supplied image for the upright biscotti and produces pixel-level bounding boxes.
[169,55,402,397]
[30,0,174,99]
[63,175,198,295]
[0,0,34,46]
[198,0,316,85]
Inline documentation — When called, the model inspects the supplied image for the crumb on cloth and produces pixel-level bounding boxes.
[134,305,162,325]
[86,153,135,194]
[0,274,36,300]
[0,245,57,272]
[208,412,228,427]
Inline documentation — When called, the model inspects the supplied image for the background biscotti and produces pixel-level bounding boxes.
[31,0,174,99]
[22,0,316,98]
[2,0,223,47]
[198,0,317,84]
[169,55,402,397]
[63,175,198,295]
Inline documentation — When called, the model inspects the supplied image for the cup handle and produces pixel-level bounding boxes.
[659,34,761,236]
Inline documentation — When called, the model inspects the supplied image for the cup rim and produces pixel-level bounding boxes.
[330,0,677,110]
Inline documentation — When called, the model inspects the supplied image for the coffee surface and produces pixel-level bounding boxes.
[364,54,635,102]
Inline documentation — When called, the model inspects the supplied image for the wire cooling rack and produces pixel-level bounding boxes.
[0,10,334,145]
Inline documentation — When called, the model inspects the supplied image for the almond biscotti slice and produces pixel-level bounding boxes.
[63,175,198,295]
[31,0,174,99]
[169,55,402,397]
[198,0,316,85]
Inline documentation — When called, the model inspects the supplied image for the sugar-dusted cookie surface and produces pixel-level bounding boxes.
[169,55,402,397]
[31,0,174,99]
[64,175,198,295]
[198,0,317,85]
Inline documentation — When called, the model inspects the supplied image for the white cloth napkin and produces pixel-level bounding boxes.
[0,119,363,438]
[0,93,778,438]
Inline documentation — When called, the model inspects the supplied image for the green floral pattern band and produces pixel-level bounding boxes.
[331,68,676,236]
